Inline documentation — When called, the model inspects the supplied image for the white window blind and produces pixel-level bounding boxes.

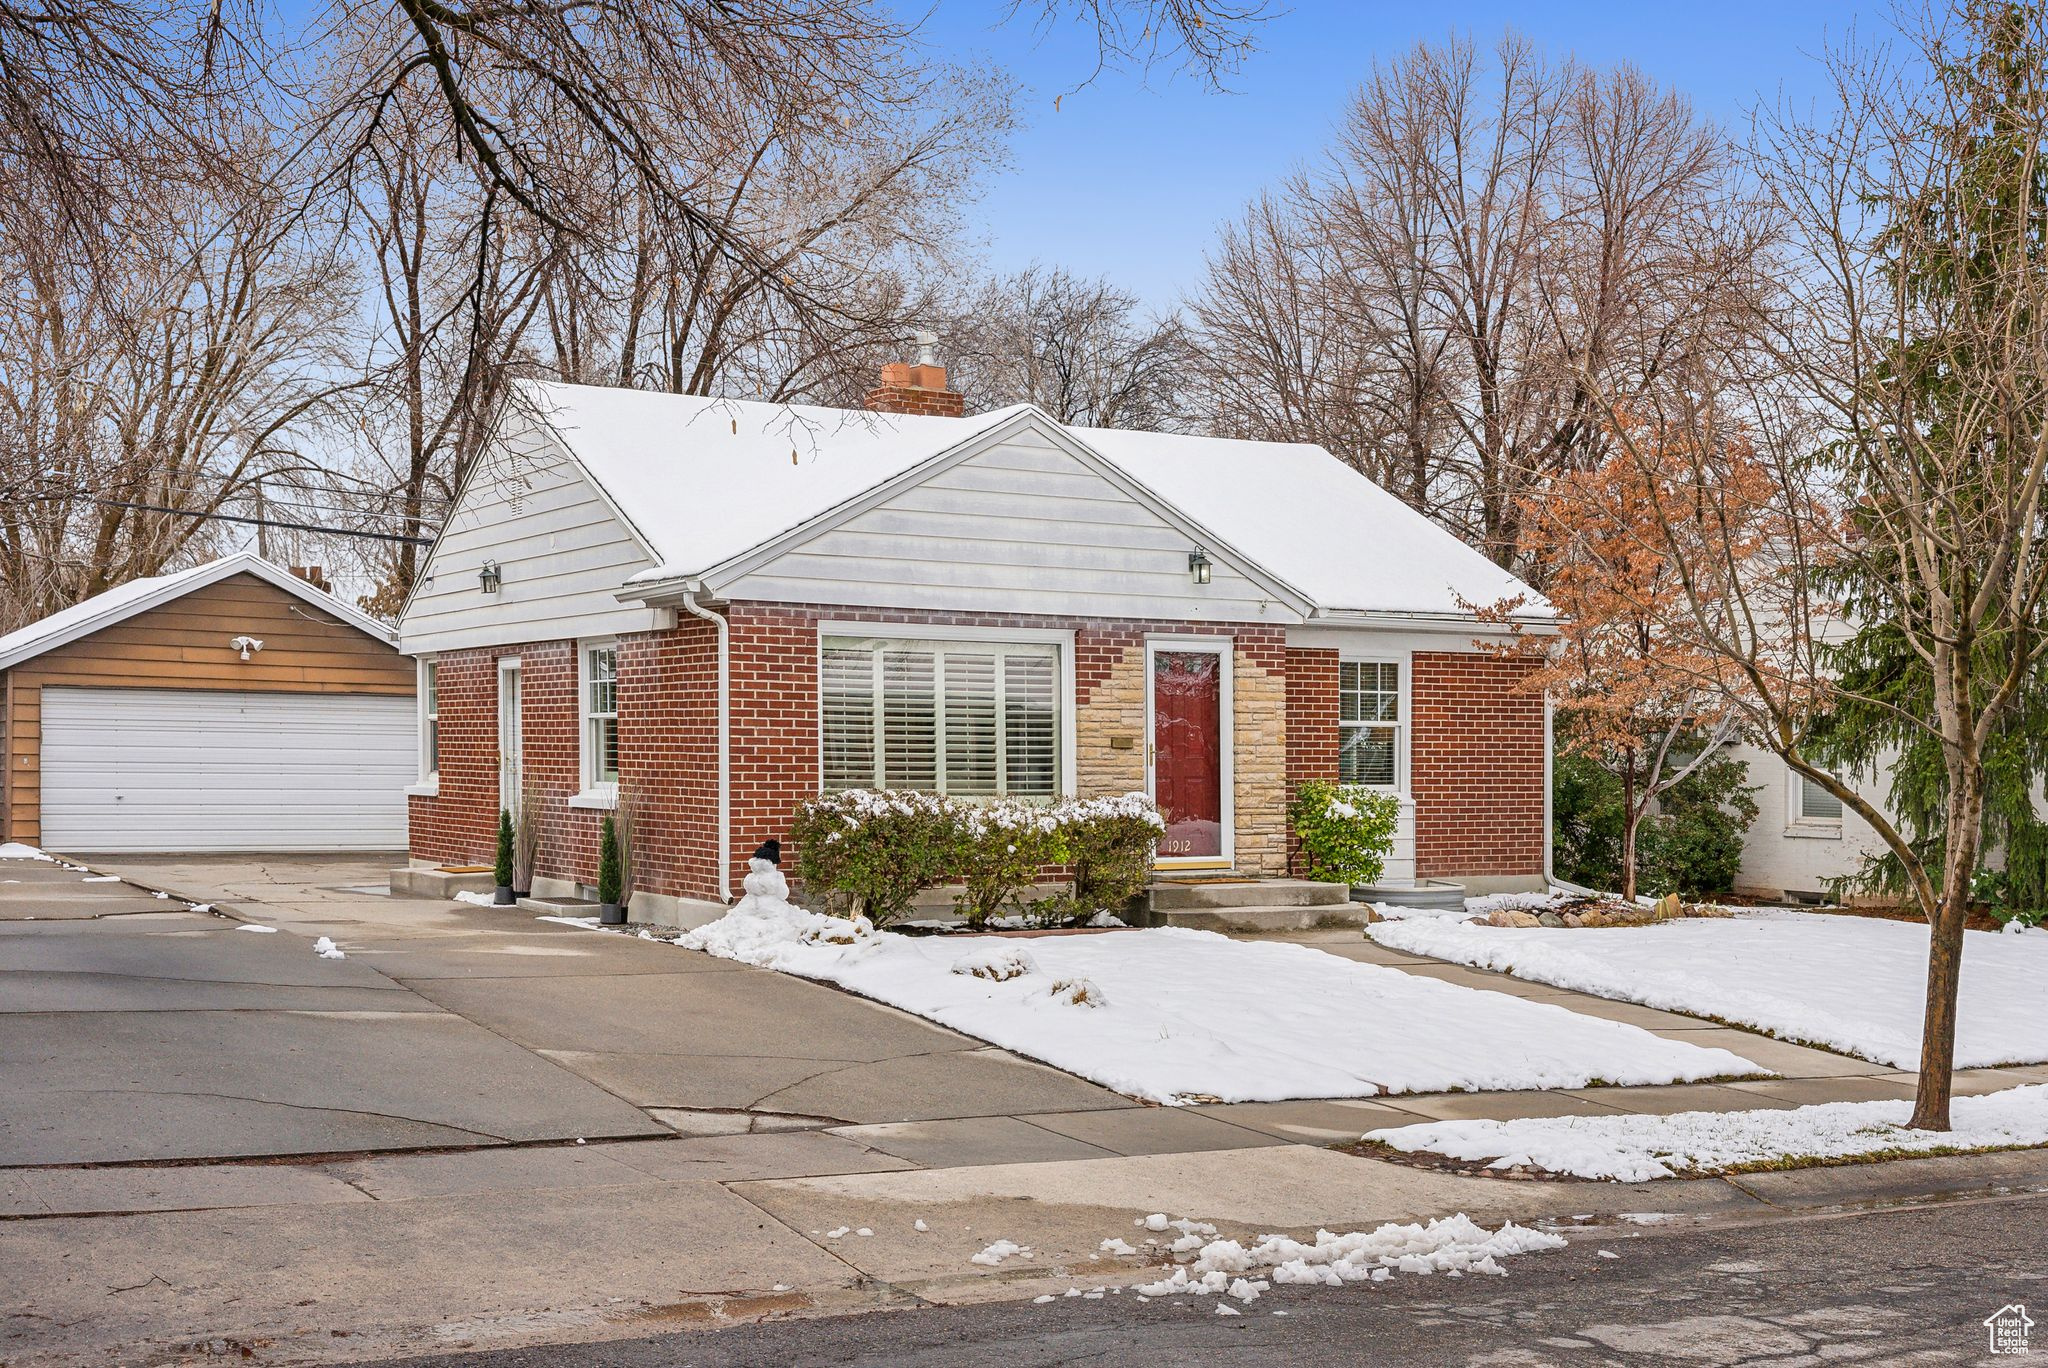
[822,637,1061,797]
[1798,774,1844,821]
[1339,660,1400,788]
[583,645,619,786]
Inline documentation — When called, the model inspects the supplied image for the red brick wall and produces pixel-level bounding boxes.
[1410,651,1546,879]
[407,647,500,866]
[618,618,721,902]
[1283,647,1340,877]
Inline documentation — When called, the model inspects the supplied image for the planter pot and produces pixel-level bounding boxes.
[599,901,626,925]
[493,885,515,906]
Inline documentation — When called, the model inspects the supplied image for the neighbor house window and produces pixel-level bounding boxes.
[1339,660,1400,788]
[582,644,619,788]
[420,659,440,779]
[1797,773,1843,822]
[821,637,1059,797]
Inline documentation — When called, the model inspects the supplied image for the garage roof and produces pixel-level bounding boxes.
[0,554,394,673]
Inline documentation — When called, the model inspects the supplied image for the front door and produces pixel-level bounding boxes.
[1148,642,1231,866]
[498,659,523,811]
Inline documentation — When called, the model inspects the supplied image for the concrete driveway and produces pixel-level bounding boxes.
[2,852,1136,1169]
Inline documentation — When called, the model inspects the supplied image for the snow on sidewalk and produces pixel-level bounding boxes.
[674,906,1762,1104]
[1368,909,2048,1069]
[1365,1083,2048,1182]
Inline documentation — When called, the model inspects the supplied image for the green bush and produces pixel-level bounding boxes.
[494,809,514,888]
[791,790,957,926]
[1058,793,1166,918]
[1552,750,1759,898]
[597,814,622,906]
[790,789,1164,927]
[953,799,1064,927]
[1288,781,1402,886]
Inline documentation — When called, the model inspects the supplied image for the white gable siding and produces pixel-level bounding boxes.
[713,430,1301,623]
[398,425,668,655]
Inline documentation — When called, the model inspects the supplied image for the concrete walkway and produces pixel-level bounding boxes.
[7,855,2045,1366]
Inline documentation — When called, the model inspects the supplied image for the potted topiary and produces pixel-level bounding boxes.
[597,814,625,924]
[492,808,516,905]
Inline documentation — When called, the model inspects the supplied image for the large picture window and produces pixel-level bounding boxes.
[1339,660,1400,788]
[582,644,619,787]
[822,636,1060,797]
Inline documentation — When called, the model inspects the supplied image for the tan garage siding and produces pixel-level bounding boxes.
[1,573,412,846]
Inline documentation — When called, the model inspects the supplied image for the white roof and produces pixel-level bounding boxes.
[0,553,394,672]
[520,381,1549,619]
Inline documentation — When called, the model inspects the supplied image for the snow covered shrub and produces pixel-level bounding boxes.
[952,946,1037,981]
[791,789,956,926]
[953,798,1064,927]
[1057,793,1164,917]
[1289,781,1400,887]
[1040,976,1107,1007]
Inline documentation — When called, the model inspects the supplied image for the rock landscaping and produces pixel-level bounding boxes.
[1481,892,1733,930]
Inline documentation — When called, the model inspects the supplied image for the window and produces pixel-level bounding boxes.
[420,659,440,779]
[1797,773,1843,822]
[822,636,1060,796]
[1339,660,1400,788]
[582,644,619,788]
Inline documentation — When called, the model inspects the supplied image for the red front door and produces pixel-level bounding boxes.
[1152,650,1223,860]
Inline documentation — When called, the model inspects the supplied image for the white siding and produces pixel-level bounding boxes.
[40,688,413,852]
[715,431,1302,623]
[1731,743,1891,899]
[398,424,668,655]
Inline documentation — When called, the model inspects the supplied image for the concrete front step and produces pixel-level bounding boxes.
[389,866,496,899]
[517,895,602,916]
[1156,904,1371,933]
[1147,878,1350,911]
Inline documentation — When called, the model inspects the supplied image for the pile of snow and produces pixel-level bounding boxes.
[672,884,1761,1104]
[235,924,278,934]
[1366,1083,2048,1182]
[971,1239,1032,1266]
[1124,1214,1564,1298]
[453,890,500,908]
[311,936,346,960]
[0,843,52,861]
[1368,908,2048,1068]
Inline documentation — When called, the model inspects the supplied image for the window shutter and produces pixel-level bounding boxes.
[944,653,999,795]
[1003,652,1058,795]
[821,647,876,790]
[881,649,938,790]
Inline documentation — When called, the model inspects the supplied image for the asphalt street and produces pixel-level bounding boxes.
[361,1188,2047,1367]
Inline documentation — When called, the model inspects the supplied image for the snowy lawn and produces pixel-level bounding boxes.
[1365,1083,2048,1182]
[1369,909,2048,1069]
[671,906,1764,1104]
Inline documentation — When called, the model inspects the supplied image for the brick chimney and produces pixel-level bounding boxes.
[864,330,965,418]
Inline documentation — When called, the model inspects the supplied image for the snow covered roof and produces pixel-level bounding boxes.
[519,381,1550,620]
[0,553,394,672]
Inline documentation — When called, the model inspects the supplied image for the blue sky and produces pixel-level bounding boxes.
[912,0,1867,307]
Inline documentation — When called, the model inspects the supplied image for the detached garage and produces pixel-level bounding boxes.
[0,554,416,854]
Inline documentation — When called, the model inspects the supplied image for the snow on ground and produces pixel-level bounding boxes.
[1365,1083,2048,1181]
[0,843,51,861]
[1368,908,2048,1069]
[453,890,500,908]
[675,904,1763,1104]
[311,936,346,960]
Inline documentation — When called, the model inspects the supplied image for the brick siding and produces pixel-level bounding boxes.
[1283,647,1341,876]
[1410,651,1546,878]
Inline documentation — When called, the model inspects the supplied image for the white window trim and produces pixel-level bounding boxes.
[577,638,621,802]
[408,657,441,796]
[1787,769,1845,837]
[497,656,522,812]
[1337,654,1409,794]
[817,622,1078,798]
[1144,634,1236,869]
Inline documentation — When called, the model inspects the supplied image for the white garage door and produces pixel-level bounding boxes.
[40,687,414,853]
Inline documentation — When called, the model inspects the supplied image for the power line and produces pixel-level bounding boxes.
[93,499,437,547]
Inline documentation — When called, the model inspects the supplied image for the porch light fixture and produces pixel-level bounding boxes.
[1188,547,1212,585]
[480,560,502,595]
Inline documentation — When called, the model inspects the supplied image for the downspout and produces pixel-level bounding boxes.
[678,588,731,903]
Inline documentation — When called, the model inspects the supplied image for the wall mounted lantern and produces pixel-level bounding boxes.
[480,560,502,595]
[1188,547,1212,585]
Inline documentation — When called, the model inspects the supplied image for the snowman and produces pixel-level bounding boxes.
[734,838,794,913]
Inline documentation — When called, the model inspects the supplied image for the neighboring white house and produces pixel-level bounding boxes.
[1728,743,1893,902]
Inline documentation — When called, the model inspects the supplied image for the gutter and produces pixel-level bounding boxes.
[676,586,732,904]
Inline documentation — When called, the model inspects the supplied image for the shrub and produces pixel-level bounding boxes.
[494,809,514,888]
[597,814,622,906]
[791,789,956,926]
[953,798,1063,927]
[1289,780,1401,886]
[1552,751,1759,898]
[1058,793,1164,917]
